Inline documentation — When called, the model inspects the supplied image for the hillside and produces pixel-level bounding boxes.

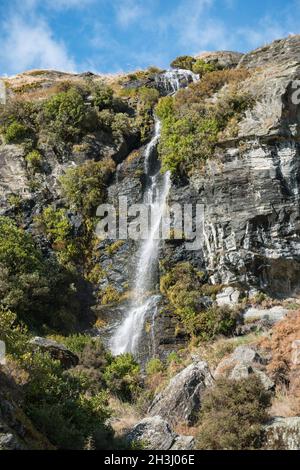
[1,35,300,450]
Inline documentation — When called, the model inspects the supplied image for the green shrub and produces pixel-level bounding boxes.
[4,121,31,144]
[60,158,115,216]
[170,55,195,71]
[41,87,86,142]
[35,206,80,264]
[103,353,141,402]
[22,351,112,449]
[111,113,132,136]
[93,84,114,110]
[0,216,80,331]
[192,59,217,76]
[0,308,28,356]
[25,150,43,172]
[146,358,164,375]
[160,262,237,338]
[197,376,271,450]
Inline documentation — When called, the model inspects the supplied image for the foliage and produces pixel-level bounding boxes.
[197,376,271,450]
[93,83,114,110]
[25,150,43,172]
[155,68,253,175]
[101,285,120,305]
[160,262,237,338]
[21,351,113,449]
[35,206,80,264]
[0,308,28,356]
[170,55,196,71]
[41,87,86,142]
[60,158,115,216]
[103,353,141,402]
[192,59,217,75]
[0,216,80,331]
[3,121,32,144]
[146,358,164,375]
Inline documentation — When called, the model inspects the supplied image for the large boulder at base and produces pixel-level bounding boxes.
[170,435,195,450]
[148,361,214,426]
[126,416,194,450]
[264,417,300,450]
[29,337,79,369]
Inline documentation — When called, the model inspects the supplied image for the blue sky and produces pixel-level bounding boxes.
[0,0,299,75]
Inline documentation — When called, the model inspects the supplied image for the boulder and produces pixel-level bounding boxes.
[148,361,214,426]
[170,435,195,450]
[216,287,241,307]
[126,416,194,450]
[229,363,275,390]
[29,337,79,369]
[214,346,274,390]
[243,306,288,324]
[264,417,300,450]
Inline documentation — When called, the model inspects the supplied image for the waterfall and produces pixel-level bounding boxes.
[110,69,198,356]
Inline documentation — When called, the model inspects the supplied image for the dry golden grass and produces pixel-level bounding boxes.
[109,397,141,436]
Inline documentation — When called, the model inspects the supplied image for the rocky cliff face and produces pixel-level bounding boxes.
[1,37,300,357]
[167,36,300,297]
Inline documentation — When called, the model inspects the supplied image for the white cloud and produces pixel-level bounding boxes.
[114,0,146,28]
[0,16,76,74]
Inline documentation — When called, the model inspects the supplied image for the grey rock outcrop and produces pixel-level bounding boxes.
[243,306,288,324]
[126,416,195,450]
[229,363,274,390]
[216,286,241,307]
[175,35,300,297]
[195,51,244,69]
[148,361,213,426]
[29,337,79,369]
[264,417,300,450]
[214,345,274,390]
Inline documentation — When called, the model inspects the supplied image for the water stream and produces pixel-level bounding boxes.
[110,69,198,356]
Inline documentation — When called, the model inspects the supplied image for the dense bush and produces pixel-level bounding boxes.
[21,351,113,449]
[93,83,114,110]
[60,158,115,217]
[160,262,237,338]
[103,353,141,402]
[3,121,32,144]
[170,55,196,71]
[192,59,217,75]
[197,376,271,450]
[146,358,164,375]
[25,150,43,172]
[0,216,80,331]
[35,206,80,264]
[0,309,114,449]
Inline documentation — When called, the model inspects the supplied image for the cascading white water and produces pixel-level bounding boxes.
[110,69,198,356]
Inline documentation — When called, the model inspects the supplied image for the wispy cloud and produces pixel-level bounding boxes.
[114,0,147,28]
[0,15,75,74]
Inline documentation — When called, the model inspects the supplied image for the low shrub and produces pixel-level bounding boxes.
[103,353,141,402]
[196,376,272,450]
[60,158,115,217]
[146,358,164,375]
